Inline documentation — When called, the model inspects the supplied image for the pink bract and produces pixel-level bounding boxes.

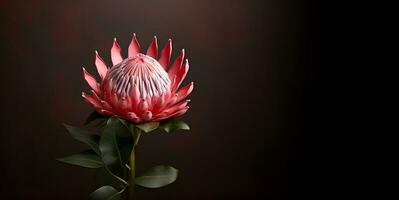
[82,34,193,124]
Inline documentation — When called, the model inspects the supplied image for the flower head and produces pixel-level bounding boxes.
[82,34,193,123]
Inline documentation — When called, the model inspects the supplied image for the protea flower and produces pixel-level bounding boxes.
[82,34,193,124]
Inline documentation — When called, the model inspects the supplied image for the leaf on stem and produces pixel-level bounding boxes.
[160,118,190,133]
[57,150,103,168]
[135,165,179,188]
[99,117,134,173]
[89,185,121,200]
[100,118,124,169]
[85,111,108,127]
[63,124,101,155]
[136,122,159,133]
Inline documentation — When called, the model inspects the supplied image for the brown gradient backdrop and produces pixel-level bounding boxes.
[0,0,313,199]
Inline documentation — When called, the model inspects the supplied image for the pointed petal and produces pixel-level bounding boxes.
[150,95,161,109]
[82,92,115,117]
[104,89,122,115]
[119,96,130,114]
[172,59,189,92]
[168,49,185,80]
[175,82,194,102]
[103,78,114,101]
[111,38,123,65]
[164,100,190,114]
[90,90,106,106]
[155,106,189,121]
[167,94,178,107]
[138,99,149,113]
[82,67,100,93]
[82,92,102,109]
[151,92,170,115]
[129,84,140,109]
[100,100,114,112]
[158,39,172,70]
[146,36,158,59]
[145,96,153,110]
[99,109,115,116]
[128,33,141,57]
[173,106,189,117]
[153,93,165,110]
[94,50,108,80]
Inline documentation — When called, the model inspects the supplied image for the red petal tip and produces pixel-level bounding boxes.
[113,38,119,45]
[128,33,141,57]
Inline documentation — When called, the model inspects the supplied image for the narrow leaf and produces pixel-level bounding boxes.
[63,124,101,155]
[117,118,136,136]
[136,122,159,133]
[135,165,178,188]
[116,118,129,129]
[160,118,190,133]
[85,111,108,126]
[87,118,108,128]
[89,185,121,200]
[85,112,108,128]
[57,150,103,168]
[99,117,133,172]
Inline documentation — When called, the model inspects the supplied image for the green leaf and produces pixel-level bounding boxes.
[160,118,190,133]
[63,124,101,155]
[135,165,179,188]
[118,118,136,136]
[136,122,159,133]
[117,135,134,169]
[88,119,108,128]
[116,118,129,129]
[100,117,133,172]
[89,185,121,200]
[85,111,108,127]
[57,150,103,168]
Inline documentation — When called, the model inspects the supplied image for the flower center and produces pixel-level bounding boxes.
[106,53,171,99]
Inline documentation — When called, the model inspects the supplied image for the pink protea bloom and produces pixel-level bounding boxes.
[82,34,193,124]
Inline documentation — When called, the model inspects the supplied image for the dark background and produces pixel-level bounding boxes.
[0,0,316,199]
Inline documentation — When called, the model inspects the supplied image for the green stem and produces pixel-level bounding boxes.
[128,128,142,199]
[134,131,142,146]
[128,149,135,199]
